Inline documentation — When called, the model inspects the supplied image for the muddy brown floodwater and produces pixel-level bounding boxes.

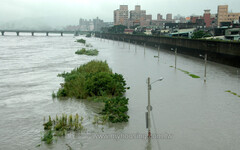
[0,33,240,150]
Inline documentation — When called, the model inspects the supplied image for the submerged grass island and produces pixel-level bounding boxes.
[46,60,130,145]
[76,38,86,44]
[75,48,99,56]
[54,60,130,123]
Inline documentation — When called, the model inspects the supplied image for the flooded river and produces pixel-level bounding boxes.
[0,34,240,150]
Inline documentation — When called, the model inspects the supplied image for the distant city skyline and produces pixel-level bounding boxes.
[0,0,240,28]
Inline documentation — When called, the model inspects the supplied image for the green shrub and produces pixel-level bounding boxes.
[56,60,127,99]
[191,30,211,39]
[102,97,129,123]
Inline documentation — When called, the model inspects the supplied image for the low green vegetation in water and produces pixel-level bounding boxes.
[170,66,200,79]
[189,74,200,78]
[52,91,56,99]
[225,90,240,98]
[56,60,130,123]
[75,48,99,56]
[86,33,91,37]
[41,114,85,144]
[86,43,93,47]
[41,130,53,144]
[76,39,86,44]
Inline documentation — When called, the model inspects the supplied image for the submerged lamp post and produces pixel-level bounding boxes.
[171,48,177,69]
[200,54,207,82]
[144,43,146,54]
[146,77,164,138]
[129,40,130,49]
[135,42,137,51]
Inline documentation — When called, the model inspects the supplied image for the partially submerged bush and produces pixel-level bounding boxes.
[101,96,129,123]
[75,48,99,56]
[76,39,86,44]
[56,60,130,123]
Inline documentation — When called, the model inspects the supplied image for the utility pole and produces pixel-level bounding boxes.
[200,54,207,82]
[204,54,207,82]
[147,77,151,138]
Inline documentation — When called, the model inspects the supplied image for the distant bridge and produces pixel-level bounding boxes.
[0,30,89,36]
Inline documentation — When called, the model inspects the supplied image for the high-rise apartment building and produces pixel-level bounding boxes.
[166,13,172,22]
[93,17,104,31]
[114,5,129,26]
[130,5,146,26]
[146,15,152,21]
[217,5,240,26]
[217,5,229,26]
[79,19,94,31]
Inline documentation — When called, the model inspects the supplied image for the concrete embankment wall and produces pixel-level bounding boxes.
[96,33,240,68]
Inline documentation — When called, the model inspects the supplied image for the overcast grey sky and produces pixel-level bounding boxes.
[0,0,239,27]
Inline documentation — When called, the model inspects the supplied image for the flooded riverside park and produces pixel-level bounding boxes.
[0,34,240,150]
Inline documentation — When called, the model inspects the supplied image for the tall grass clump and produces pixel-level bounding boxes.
[42,114,85,144]
[56,60,130,123]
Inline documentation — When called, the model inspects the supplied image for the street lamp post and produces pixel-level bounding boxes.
[147,78,151,138]
[146,77,164,138]
[171,48,177,69]
[144,43,146,54]
[129,40,130,49]
[200,54,207,82]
